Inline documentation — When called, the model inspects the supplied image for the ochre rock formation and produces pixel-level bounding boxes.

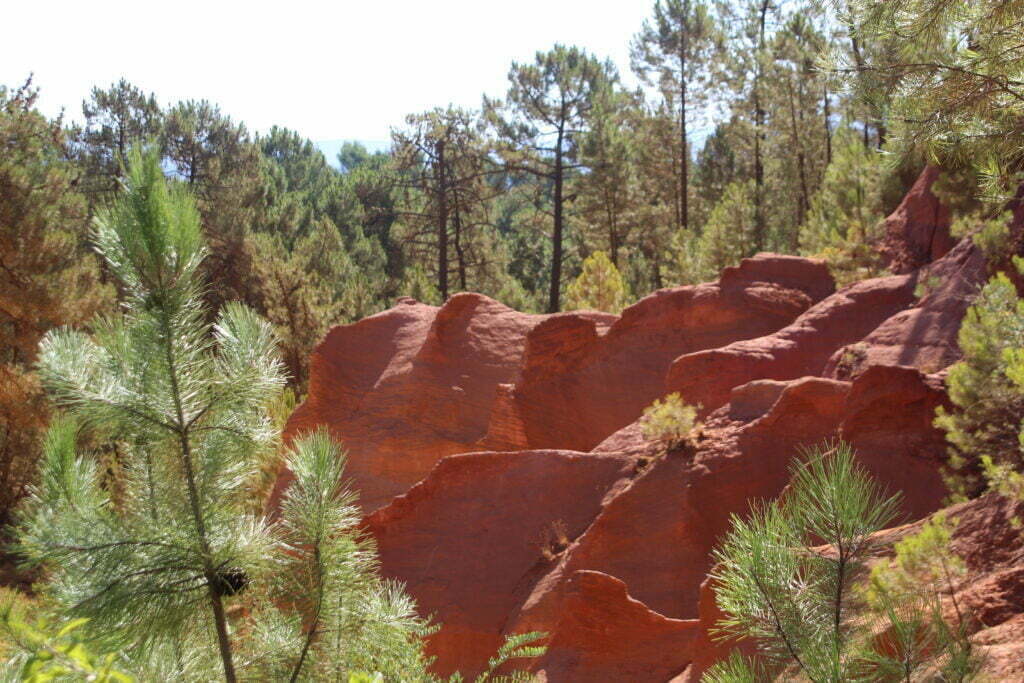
[879,165,955,274]
[282,255,833,511]
[665,273,918,414]
[363,450,635,676]
[481,253,834,452]
[274,182,1012,679]
[277,294,613,511]
[825,237,987,379]
[529,570,699,682]
[357,368,951,678]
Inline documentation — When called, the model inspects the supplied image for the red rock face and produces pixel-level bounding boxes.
[825,238,987,378]
[529,571,699,682]
[509,378,852,637]
[509,255,831,454]
[355,369,952,678]
[363,450,635,678]
[277,206,998,678]
[666,273,917,414]
[502,254,833,452]
[281,255,832,511]
[879,165,955,274]
[278,294,614,512]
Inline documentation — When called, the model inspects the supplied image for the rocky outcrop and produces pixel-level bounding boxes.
[276,187,1008,678]
[364,450,635,678]
[825,238,987,378]
[485,254,834,452]
[277,294,609,511]
[879,165,955,274]
[666,273,918,414]
[529,571,699,682]
[510,370,948,674]
[281,255,833,511]
[356,367,952,678]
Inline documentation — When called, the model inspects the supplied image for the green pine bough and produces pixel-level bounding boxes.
[704,442,978,682]
[9,147,542,681]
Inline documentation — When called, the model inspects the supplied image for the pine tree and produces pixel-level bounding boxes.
[161,100,265,312]
[391,107,505,299]
[835,0,1023,196]
[620,103,679,291]
[71,79,162,207]
[0,80,112,520]
[564,251,630,313]
[487,45,616,312]
[706,442,976,682]
[797,128,899,284]
[631,0,719,235]
[936,267,1024,498]
[715,0,778,253]
[256,126,345,250]
[695,180,756,277]
[574,89,642,269]
[769,11,829,240]
[14,148,432,680]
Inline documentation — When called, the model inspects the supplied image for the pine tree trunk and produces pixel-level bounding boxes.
[549,125,565,313]
[680,61,689,235]
[160,309,237,683]
[679,6,689,235]
[824,84,832,166]
[451,183,468,290]
[788,76,810,235]
[846,11,871,151]
[436,140,449,300]
[608,196,620,268]
[753,0,769,253]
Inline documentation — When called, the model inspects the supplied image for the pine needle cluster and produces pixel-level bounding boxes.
[705,442,977,682]
[10,148,433,680]
[834,0,1024,198]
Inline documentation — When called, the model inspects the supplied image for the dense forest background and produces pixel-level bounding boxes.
[2,0,1017,520]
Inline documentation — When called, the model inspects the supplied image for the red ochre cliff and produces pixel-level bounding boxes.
[276,167,1024,680]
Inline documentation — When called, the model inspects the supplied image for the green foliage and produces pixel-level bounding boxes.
[669,178,757,286]
[391,107,508,300]
[564,251,629,313]
[842,0,1024,200]
[935,269,1024,498]
[960,212,1015,265]
[488,44,617,312]
[701,652,771,683]
[630,0,720,234]
[399,264,443,305]
[640,393,699,448]
[798,130,892,285]
[14,149,431,681]
[706,442,977,682]
[0,80,113,519]
[0,594,132,683]
[265,429,432,680]
[864,513,978,680]
[71,79,162,205]
[472,631,547,683]
[350,631,547,683]
[868,513,966,608]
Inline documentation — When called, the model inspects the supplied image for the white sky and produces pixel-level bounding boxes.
[4,0,650,144]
